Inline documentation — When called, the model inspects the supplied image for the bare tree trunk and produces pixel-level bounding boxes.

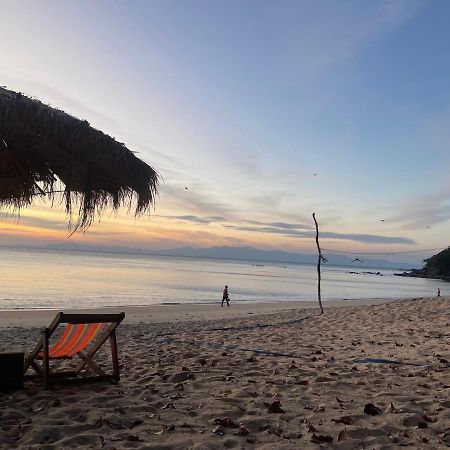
[312,213,324,314]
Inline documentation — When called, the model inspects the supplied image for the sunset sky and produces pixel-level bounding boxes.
[1,0,449,262]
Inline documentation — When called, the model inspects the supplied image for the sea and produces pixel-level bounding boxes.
[0,247,448,310]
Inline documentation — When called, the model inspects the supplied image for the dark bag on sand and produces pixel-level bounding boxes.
[0,352,24,392]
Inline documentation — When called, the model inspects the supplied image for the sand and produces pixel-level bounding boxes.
[1,297,450,449]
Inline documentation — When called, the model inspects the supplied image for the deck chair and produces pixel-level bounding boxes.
[24,312,125,386]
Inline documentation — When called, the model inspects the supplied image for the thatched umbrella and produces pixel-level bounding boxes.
[0,87,159,232]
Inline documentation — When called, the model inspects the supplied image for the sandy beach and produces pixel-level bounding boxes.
[1,296,450,449]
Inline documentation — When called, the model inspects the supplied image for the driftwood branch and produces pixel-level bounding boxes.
[312,213,324,314]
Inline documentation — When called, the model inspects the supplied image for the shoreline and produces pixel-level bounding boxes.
[0,296,425,328]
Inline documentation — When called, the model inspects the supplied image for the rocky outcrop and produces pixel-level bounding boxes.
[395,247,450,281]
[394,268,450,281]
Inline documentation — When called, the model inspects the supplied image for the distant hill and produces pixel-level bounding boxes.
[397,246,450,281]
[38,242,415,270]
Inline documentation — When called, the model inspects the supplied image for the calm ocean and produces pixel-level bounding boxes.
[0,247,447,310]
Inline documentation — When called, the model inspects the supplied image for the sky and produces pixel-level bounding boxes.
[0,0,449,263]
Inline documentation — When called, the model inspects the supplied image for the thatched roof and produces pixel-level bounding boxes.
[0,87,159,231]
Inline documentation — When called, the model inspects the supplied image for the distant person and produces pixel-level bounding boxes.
[222,285,230,307]
[437,288,441,298]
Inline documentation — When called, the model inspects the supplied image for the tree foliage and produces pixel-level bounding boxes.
[423,247,450,278]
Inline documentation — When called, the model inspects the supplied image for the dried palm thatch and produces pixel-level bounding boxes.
[0,87,159,232]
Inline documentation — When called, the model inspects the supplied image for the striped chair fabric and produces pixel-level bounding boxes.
[39,323,106,359]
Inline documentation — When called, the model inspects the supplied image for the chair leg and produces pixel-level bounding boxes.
[31,360,43,376]
[42,328,50,387]
[74,322,118,374]
[109,331,120,381]
[24,336,43,373]
[77,351,105,376]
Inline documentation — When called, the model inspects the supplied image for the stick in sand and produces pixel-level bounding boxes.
[312,212,326,314]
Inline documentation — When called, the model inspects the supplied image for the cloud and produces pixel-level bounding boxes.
[155,214,225,225]
[224,223,415,245]
[0,212,67,231]
[389,185,450,229]
[0,226,31,235]
[155,215,315,233]
[379,0,423,27]
[225,148,265,179]
[320,231,415,245]
[279,0,423,81]
[244,192,314,222]
[244,220,312,230]
[210,216,227,221]
[124,139,187,175]
[159,183,238,219]
[153,213,414,245]
[421,110,450,157]
[4,77,122,134]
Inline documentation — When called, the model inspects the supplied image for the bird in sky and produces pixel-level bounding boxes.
[352,258,363,263]
[426,226,431,229]
[380,219,385,222]
[184,187,188,190]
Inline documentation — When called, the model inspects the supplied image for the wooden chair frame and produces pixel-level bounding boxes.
[24,312,125,386]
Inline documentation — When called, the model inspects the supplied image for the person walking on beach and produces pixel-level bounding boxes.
[222,285,230,307]
[437,288,441,297]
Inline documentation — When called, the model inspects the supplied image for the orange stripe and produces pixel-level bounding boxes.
[50,324,87,358]
[66,323,103,356]
[47,324,77,356]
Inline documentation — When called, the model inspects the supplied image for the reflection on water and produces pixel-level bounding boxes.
[0,247,448,310]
